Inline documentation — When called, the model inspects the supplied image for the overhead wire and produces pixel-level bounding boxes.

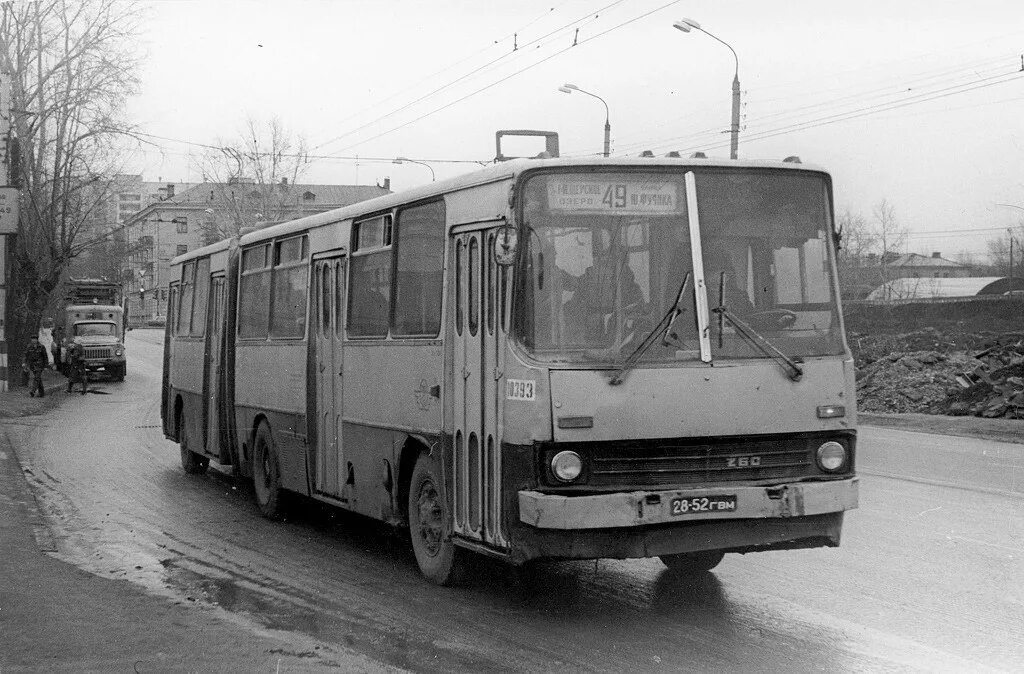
[319,0,683,157]
[310,0,632,153]
[612,54,1023,156]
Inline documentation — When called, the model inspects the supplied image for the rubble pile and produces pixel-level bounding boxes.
[937,335,1024,418]
[855,348,975,414]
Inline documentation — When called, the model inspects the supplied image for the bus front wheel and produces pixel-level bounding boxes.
[659,550,725,574]
[408,452,464,586]
[252,422,284,519]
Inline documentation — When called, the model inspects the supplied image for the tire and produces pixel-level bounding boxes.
[179,421,209,475]
[252,422,284,518]
[113,364,125,382]
[408,451,465,586]
[659,550,725,574]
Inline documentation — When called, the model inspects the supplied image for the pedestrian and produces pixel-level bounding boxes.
[25,335,49,398]
[51,324,64,371]
[66,341,88,395]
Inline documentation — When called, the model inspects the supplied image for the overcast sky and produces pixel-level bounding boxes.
[126,0,1024,259]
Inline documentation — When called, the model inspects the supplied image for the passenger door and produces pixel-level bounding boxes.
[203,276,225,456]
[452,229,508,548]
[311,255,346,498]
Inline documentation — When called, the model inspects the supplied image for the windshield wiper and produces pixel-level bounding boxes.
[609,272,691,386]
[710,274,803,382]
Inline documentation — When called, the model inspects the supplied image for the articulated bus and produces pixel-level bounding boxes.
[163,155,858,584]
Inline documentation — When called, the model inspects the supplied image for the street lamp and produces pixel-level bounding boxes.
[393,157,435,181]
[673,18,741,160]
[558,83,611,157]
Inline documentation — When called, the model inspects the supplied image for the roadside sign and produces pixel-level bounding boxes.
[0,188,18,234]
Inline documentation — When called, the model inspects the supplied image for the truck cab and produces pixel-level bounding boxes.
[64,304,126,381]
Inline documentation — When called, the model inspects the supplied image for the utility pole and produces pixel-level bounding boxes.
[0,71,19,392]
[1009,228,1014,290]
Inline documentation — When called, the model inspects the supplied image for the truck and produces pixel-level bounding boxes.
[56,279,127,382]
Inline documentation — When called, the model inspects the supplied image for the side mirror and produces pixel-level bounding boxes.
[494,225,519,266]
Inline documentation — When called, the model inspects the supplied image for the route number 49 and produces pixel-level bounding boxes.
[602,184,627,208]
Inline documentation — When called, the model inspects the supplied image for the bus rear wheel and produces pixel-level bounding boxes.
[659,550,725,574]
[408,452,464,586]
[179,424,209,475]
[252,422,284,519]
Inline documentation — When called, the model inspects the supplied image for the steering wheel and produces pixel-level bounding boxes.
[747,309,798,330]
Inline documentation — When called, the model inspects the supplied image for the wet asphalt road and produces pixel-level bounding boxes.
[9,330,1024,672]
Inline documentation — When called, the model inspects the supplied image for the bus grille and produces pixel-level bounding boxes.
[541,433,852,488]
[83,346,114,360]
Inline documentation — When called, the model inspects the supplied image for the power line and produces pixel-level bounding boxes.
[635,68,1024,158]
[310,0,631,153]
[321,0,683,156]
[614,57,1023,156]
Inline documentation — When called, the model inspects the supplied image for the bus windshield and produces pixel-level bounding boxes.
[516,169,844,365]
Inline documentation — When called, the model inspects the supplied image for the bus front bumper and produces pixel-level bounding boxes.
[518,478,858,530]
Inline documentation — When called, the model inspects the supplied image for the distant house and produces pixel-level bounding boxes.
[123,180,391,324]
[865,276,1024,301]
[844,251,970,300]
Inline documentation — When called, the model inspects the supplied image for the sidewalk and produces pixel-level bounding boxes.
[0,379,376,672]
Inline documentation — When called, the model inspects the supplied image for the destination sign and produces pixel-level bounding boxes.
[547,180,680,214]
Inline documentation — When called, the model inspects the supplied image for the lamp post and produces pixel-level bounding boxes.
[997,204,1024,284]
[673,18,740,160]
[558,83,611,157]
[393,157,435,181]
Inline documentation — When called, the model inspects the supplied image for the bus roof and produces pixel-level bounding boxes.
[227,155,829,250]
[169,237,232,267]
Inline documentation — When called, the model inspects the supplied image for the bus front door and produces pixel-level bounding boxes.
[452,230,507,548]
[311,255,346,499]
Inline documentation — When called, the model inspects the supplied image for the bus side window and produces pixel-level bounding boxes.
[167,284,179,335]
[269,235,309,340]
[177,261,195,337]
[238,244,271,339]
[191,257,210,337]
[348,215,392,338]
[392,201,445,337]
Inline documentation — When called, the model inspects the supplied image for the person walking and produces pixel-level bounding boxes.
[51,324,64,371]
[25,336,49,398]
[66,341,88,395]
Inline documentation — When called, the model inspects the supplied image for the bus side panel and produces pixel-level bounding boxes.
[342,342,443,432]
[170,338,207,454]
[341,341,444,520]
[234,341,308,492]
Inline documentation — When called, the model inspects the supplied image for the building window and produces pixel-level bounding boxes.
[303,191,316,202]
[176,244,188,256]
[174,217,188,234]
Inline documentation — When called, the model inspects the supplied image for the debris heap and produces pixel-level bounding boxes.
[855,349,974,414]
[938,335,1024,418]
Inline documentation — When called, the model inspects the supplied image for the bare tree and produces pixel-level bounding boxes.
[986,228,1024,276]
[1,0,141,373]
[196,117,310,242]
[871,198,908,289]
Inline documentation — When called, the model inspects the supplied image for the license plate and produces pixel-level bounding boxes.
[670,495,737,516]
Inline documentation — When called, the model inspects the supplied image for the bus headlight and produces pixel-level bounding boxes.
[551,450,583,483]
[816,441,847,472]
[115,348,123,357]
